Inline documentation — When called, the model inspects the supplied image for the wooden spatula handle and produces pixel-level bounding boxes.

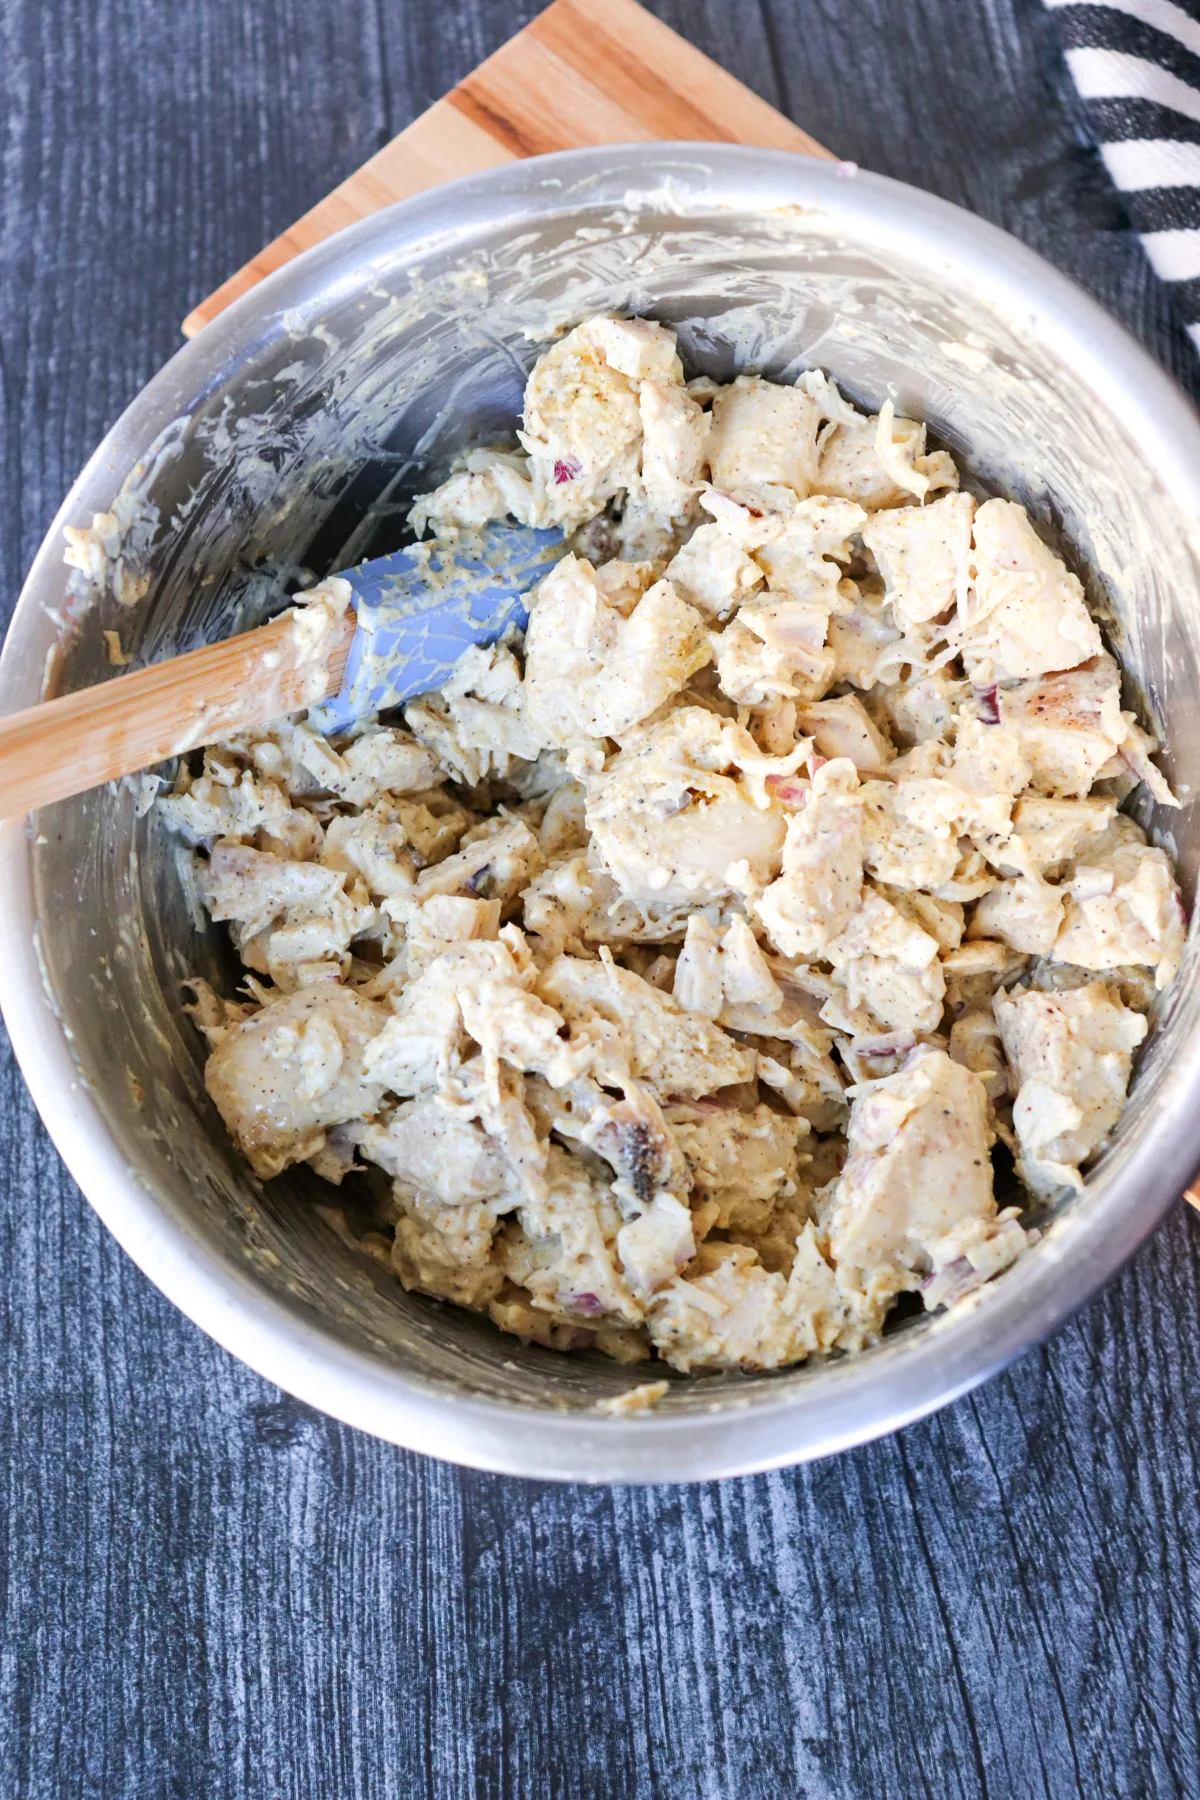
[0,608,355,820]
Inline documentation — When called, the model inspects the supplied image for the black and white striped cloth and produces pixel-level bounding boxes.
[1048,0,1200,348]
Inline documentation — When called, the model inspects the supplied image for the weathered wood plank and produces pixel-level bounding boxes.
[2,1,1199,1796]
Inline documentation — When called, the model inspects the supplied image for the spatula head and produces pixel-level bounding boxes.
[310,522,564,733]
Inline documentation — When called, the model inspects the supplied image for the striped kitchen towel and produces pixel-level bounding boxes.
[1048,0,1200,348]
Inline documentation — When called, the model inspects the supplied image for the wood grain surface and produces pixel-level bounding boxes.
[3,2,1200,1797]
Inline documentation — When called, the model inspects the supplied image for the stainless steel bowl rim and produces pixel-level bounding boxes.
[3,144,1199,1482]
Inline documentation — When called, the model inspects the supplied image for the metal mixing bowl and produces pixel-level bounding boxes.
[2,145,1199,1482]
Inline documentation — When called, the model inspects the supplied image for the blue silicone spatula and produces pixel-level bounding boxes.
[310,522,564,732]
[0,521,565,819]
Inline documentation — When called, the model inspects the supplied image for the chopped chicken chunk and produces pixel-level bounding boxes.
[407,450,540,537]
[648,1236,875,1372]
[753,495,866,601]
[859,777,963,893]
[665,523,763,621]
[668,1104,808,1235]
[994,984,1148,1193]
[206,985,390,1179]
[160,761,321,855]
[826,887,946,1033]
[585,708,789,907]
[301,725,444,806]
[755,758,863,958]
[948,1008,1010,1104]
[673,912,780,1019]
[499,1145,643,1323]
[795,696,893,773]
[707,374,821,498]
[962,500,1102,682]
[879,664,964,745]
[539,952,755,1099]
[969,873,1065,956]
[617,1195,696,1300]
[523,553,710,745]
[363,937,592,1107]
[997,655,1128,798]
[200,843,378,986]
[863,491,975,631]
[638,379,709,518]
[383,893,502,981]
[321,791,471,900]
[1007,796,1117,873]
[813,409,958,509]
[405,815,542,910]
[824,1048,1026,1307]
[712,597,837,704]
[361,1096,517,1206]
[1053,834,1184,990]
[520,316,677,530]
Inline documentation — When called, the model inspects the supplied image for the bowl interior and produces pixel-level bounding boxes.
[10,150,1200,1474]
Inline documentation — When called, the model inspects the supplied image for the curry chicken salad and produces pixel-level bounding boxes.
[162,313,1185,1375]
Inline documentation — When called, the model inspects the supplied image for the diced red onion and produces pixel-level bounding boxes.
[974,685,1000,725]
[766,774,809,807]
[854,1030,916,1058]
[920,1256,978,1309]
[554,458,581,485]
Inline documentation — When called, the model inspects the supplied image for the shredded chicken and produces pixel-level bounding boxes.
[161,311,1184,1377]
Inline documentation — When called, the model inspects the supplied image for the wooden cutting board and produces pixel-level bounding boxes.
[181,0,832,337]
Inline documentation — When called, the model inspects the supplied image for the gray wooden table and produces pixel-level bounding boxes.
[3,2,1200,1795]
